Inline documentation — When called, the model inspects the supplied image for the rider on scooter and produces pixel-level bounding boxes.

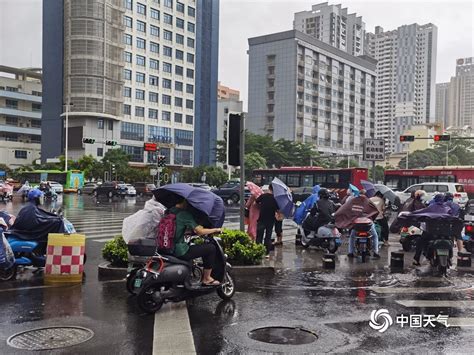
[312,188,337,229]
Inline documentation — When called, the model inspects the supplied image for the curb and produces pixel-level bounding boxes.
[231,265,275,276]
[98,262,127,278]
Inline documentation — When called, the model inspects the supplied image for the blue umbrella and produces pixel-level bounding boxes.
[294,185,320,225]
[349,183,360,197]
[360,180,376,198]
[153,183,225,227]
[271,177,294,218]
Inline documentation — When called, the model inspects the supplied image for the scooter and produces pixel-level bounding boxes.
[353,217,374,263]
[300,215,342,253]
[399,225,422,252]
[136,235,235,313]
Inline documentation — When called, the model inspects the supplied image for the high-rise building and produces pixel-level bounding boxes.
[448,57,473,129]
[293,2,365,57]
[0,66,42,168]
[217,82,240,100]
[365,23,438,153]
[435,82,450,128]
[247,30,376,157]
[42,0,219,168]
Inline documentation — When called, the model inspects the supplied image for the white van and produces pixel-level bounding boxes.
[396,182,468,207]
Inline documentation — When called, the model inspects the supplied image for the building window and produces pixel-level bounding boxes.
[176,1,184,13]
[187,22,195,33]
[124,69,132,80]
[149,92,158,102]
[31,119,41,128]
[136,55,146,66]
[125,0,132,10]
[175,129,193,146]
[5,116,18,125]
[32,103,42,112]
[124,16,132,28]
[174,149,192,165]
[121,145,144,163]
[135,106,145,117]
[162,95,172,105]
[186,84,193,94]
[186,53,194,63]
[98,119,104,129]
[163,46,172,57]
[187,37,194,48]
[136,37,146,49]
[137,20,146,32]
[14,150,28,159]
[149,108,158,119]
[188,6,195,17]
[124,104,131,115]
[148,125,172,143]
[136,2,146,15]
[124,51,132,63]
[175,97,183,107]
[136,72,145,83]
[136,89,145,100]
[151,8,160,20]
[149,75,159,86]
[176,33,184,44]
[164,13,173,25]
[176,18,184,29]
[162,78,172,89]
[124,87,131,97]
[186,99,193,109]
[162,111,171,121]
[108,121,113,130]
[150,58,159,69]
[97,148,103,157]
[164,0,173,8]
[163,62,172,73]
[124,34,132,45]
[149,42,159,53]
[6,99,18,109]
[176,49,184,60]
[121,122,144,141]
[172,66,183,77]
[150,25,159,37]
[164,30,173,41]
[175,81,183,91]
[174,113,183,122]
[186,68,194,79]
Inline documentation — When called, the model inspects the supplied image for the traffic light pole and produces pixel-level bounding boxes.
[239,113,245,232]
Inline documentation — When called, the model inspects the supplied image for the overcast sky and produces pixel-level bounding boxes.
[1,0,472,108]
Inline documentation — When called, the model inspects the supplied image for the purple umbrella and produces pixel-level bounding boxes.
[361,180,376,198]
[153,183,225,227]
[271,177,294,218]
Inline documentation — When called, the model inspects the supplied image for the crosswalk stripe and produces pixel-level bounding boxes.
[396,300,474,308]
[372,286,474,294]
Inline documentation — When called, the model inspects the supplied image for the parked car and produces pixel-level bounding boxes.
[212,181,250,203]
[189,183,212,191]
[93,181,127,198]
[48,181,64,194]
[396,182,468,207]
[119,183,137,196]
[82,183,98,195]
[134,182,156,196]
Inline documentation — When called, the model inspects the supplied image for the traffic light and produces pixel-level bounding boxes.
[106,140,118,146]
[82,138,96,144]
[399,135,415,142]
[434,135,450,142]
[228,113,242,166]
[157,155,166,167]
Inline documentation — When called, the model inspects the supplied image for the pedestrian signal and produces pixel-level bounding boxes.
[399,135,415,142]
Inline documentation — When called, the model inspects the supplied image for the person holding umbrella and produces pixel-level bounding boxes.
[245,182,263,241]
[256,184,279,257]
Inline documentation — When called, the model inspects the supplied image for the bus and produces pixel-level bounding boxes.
[18,170,85,193]
[252,167,368,200]
[384,166,474,197]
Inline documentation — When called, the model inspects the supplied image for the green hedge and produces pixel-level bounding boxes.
[102,236,128,267]
[219,229,266,265]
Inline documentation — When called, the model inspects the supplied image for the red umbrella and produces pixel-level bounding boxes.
[246,181,263,198]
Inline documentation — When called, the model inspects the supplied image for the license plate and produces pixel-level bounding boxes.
[465,215,474,221]
[358,238,367,243]
[134,278,143,288]
[437,249,449,256]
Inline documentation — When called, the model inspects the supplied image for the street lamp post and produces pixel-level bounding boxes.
[63,102,73,172]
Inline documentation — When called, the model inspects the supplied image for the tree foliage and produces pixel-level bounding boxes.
[181,165,228,187]
[244,152,267,180]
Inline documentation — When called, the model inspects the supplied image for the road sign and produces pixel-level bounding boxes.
[46,158,60,163]
[163,173,169,183]
[363,139,385,161]
[157,167,163,172]
[144,143,158,152]
[150,169,157,176]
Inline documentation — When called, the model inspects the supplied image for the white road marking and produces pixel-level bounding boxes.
[372,286,474,294]
[153,302,196,355]
[396,300,474,308]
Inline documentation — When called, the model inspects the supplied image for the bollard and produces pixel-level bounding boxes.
[295,228,302,246]
[457,251,472,267]
[323,253,336,269]
[390,252,404,269]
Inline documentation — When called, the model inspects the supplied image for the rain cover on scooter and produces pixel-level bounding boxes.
[9,203,65,241]
[294,185,320,225]
[0,218,15,269]
[122,198,166,244]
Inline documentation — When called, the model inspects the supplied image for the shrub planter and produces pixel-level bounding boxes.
[98,262,128,278]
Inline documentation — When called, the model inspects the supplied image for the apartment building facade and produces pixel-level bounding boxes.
[0,66,42,168]
[247,30,376,157]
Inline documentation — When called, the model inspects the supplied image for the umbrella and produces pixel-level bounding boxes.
[293,185,320,225]
[361,180,376,198]
[349,183,360,197]
[271,177,294,218]
[246,181,263,198]
[374,184,401,206]
[153,183,225,227]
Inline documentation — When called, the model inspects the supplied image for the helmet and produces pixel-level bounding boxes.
[432,193,445,204]
[318,188,330,199]
[444,192,454,201]
[28,189,44,204]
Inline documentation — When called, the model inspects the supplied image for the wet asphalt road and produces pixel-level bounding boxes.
[1,195,474,354]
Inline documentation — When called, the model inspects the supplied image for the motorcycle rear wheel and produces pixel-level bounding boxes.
[137,283,165,313]
[438,264,448,276]
[0,266,17,281]
[328,240,338,253]
[401,240,412,252]
[361,251,367,263]
[126,268,139,295]
[217,272,235,300]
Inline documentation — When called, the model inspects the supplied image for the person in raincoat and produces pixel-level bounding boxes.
[294,185,320,226]
[245,194,260,241]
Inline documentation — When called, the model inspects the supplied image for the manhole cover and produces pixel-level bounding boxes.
[248,326,317,345]
[7,326,94,351]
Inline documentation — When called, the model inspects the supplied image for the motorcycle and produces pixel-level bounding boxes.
[399,225,422,252]
[353,217,374,263]
[136,235,235,313]
[300,214,342,253]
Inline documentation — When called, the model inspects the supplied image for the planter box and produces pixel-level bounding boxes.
[98,262,128,278]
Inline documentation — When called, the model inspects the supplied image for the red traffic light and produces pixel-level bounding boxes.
[399,135,415,142]
[434,135,450,141]
[466,224,474,233]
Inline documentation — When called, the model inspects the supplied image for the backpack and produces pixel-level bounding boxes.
[157,211,178,253]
